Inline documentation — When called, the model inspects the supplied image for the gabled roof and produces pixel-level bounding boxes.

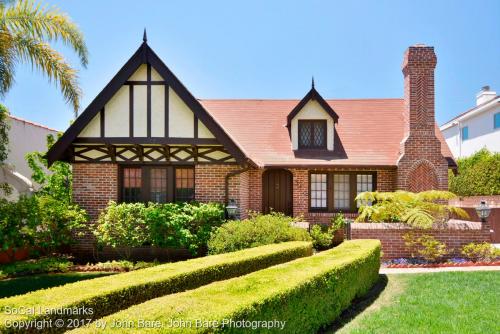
[200,98,454,168]
[46,41,246,165]
[286,86,339,128]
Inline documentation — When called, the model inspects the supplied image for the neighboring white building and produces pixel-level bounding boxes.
[440,86,500,158]
[0,115,58,200]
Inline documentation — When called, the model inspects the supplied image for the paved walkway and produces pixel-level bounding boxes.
[380,265,500,274]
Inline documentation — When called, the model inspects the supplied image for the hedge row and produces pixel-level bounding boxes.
[0,241,313,334]
[72,240,381,334]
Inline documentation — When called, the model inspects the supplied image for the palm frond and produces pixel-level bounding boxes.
[11,32,81,112]
[416,190,458,202]
[401,207,434,228]
[0,30,16,95]
[1,0,88,67]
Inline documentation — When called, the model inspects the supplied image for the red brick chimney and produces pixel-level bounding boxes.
[397,45,448,191]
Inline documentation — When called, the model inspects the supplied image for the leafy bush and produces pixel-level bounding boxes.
[93,201,224,258]
[146,202,224,255]
[310,225,333,249]
[449,148,500,196]
[72,240,380,334]
[77,260,158,272]
[461,242,500,262]
[0,257,73,279]
[0,242,312,333]
[0,195,86,258]
[403,233,448,262]
[356,190,469,228]
[93,202,149,259]
[207,212,311,254]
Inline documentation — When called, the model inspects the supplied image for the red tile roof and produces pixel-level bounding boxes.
[199,98,453,168]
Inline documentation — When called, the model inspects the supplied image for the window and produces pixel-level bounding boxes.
[120,166,194,203]
[495,113,500,129]
[309,172,376,212]
[122,168,142,202]
[356,174,373,207]
[175,168,195,202]
[333,174,350,210]
[310,173,327,209]
[298,120,327,149]
[461,126,469,141]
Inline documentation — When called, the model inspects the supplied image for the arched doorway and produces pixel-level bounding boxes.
[262,169,293,216]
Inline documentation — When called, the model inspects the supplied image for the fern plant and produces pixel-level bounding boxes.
[355,190,469,228]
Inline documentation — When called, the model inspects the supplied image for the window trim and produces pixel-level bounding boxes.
[298,119,328,149]
[119,165,195,203]
[308,171,377,213]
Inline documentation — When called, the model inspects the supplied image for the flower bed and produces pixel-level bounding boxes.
[384,257,500,268]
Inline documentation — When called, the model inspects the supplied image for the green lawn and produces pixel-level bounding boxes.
[0,272,114,298]
[332,271,500,334]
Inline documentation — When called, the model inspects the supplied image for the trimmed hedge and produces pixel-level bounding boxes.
[0,241,312,334]
[72,240,380,334]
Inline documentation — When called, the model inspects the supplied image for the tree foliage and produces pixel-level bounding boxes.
[449,148,500,196]
[0,0,88,114]
[0,103,10,195]
[356,190,469,228]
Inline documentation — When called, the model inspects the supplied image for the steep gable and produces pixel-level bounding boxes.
[47,40,245,165]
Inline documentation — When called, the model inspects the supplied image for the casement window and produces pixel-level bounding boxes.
[309,172,376,212]
[494,112,500,129]
[298,120,327,149]
[120,166,194,203]
[461,126,469,141]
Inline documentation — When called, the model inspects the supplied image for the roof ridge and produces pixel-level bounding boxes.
[8,114,59,132]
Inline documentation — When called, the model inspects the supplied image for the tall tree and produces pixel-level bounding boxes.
[0,0,88,115]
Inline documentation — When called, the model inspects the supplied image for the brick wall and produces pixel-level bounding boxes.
[351,220,492,259]
[72,163,118,256]
[397,45,448,191]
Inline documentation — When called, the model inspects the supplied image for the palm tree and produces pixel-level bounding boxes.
[0,0,88,116]
[356,190,469,228]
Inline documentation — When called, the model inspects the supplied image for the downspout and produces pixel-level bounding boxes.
[224,166,251,205]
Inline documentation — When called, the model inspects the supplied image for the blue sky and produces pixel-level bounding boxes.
[2,0,499,131]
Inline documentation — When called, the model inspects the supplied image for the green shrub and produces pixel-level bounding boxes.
[78,260,158,272]
[93,202,149,259]
[146,202,224,255]
[310,214,346,250]
[0,256,73,279]
[0,195,86,258]
[461,242,500,262]
[449,148,500,196]
[403,233,448,262]
[0,241,312,333]
[71,240,380,334]
[207,212,311,254]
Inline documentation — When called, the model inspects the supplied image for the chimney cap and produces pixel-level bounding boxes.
[481,85,490,92]
[413,43,428,47]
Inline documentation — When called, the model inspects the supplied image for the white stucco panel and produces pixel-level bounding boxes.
[128,64,147,81]
[151,67,163,81]
[104,86,129,137]
[169,87,194,138]
[151,85,165,137]
[198,119,215,138]
[133,85,147,137]
[78,112,100,137]
[290,100,334,150]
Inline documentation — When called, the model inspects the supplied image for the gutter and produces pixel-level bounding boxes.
[224,166,251,205]
[440,97,499,131]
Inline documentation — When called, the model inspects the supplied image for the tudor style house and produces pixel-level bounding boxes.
[47,36,455,255]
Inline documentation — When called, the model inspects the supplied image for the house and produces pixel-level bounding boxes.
[440,86,499,158]
[0,115,58,200]
[46,36,455,255]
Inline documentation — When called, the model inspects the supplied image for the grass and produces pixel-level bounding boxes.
[332,271,500,334]
[0,272,115,298]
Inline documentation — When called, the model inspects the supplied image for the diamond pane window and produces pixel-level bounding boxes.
[298,120,326,149]
[334,174,350,210]
[310,173,327,209]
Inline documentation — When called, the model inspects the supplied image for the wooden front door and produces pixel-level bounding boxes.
[262,169,293,216]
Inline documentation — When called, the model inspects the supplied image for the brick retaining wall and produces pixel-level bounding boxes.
[351,220,492,259]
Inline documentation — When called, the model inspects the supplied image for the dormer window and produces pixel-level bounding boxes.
[298,120,327,149]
